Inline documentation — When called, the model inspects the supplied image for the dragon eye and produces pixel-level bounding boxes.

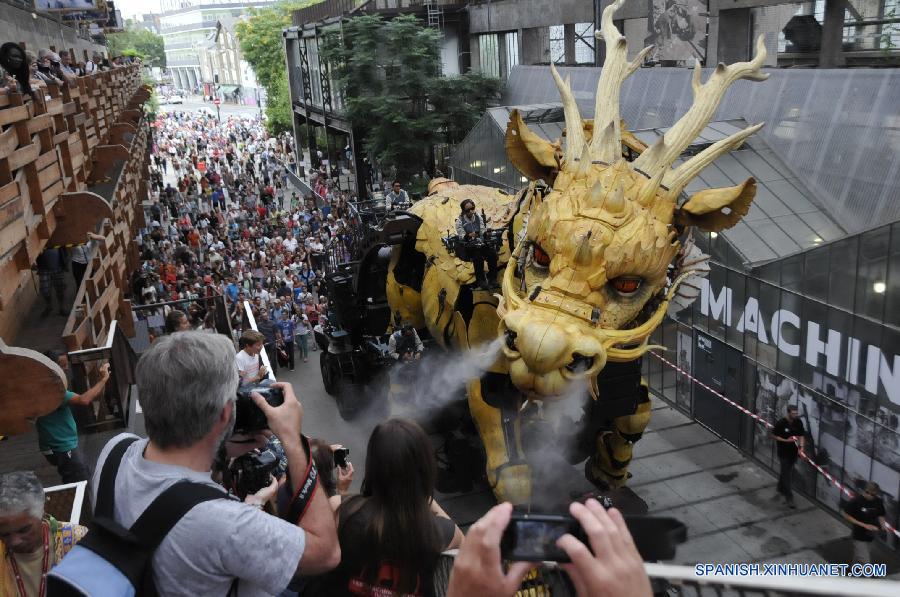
[611,276,643,295]
[532,243,551,267]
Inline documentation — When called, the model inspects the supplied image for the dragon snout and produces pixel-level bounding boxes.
[500,312,605,378]
[566,353,594,374]
[504,329,519,352]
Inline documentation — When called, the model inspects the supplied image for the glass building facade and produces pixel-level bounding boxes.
[644,224,900,548]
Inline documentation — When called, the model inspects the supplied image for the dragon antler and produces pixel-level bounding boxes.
[551,63,585,168]
[548,0,768,200]
[633,35,769,196]
[590,0,653,164]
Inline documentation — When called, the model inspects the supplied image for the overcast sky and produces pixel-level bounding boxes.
[118,0,163,21]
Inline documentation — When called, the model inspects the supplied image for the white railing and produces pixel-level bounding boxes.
[431,553,900,596]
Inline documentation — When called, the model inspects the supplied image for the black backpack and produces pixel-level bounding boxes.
[48,437,235,596]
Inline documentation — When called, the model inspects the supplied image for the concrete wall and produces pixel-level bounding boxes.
[521,26,550,65]
[718,8,752,64]
[440,28,461,76]
[468,0,593,34]
[0,2,106,61]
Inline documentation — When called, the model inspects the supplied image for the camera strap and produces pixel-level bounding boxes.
[287,435,319,523]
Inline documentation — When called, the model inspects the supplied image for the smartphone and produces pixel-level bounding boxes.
[333,447,350,469]
[500,513,582,562]
[500,513,687,563]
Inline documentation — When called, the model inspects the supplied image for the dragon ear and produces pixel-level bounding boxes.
[674,178,756,232]
[505,109,559,181]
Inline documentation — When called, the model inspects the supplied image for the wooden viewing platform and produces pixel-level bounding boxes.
[0,64,151,439]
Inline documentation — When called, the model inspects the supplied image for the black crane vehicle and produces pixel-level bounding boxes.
[316,205,427,419]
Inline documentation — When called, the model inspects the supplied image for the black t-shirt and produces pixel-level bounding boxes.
[844,495,886,541]
[326,496,456,597]
[773,417,804,459]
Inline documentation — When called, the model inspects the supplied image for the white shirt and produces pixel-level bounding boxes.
[283,237,298,252]
[235,350,260,383]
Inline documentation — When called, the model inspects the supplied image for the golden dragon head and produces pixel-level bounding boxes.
[497,0,768,400]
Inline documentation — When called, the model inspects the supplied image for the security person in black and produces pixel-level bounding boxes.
[843,481,886,564]
[455,199,498,289]
[772,405,804,508]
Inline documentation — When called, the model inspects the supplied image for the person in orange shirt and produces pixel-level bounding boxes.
[187,228,202,261]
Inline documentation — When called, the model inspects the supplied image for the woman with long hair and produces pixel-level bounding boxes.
[326,419,463,597]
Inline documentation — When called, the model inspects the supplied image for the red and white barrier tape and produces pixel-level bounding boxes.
[648,350,900,540]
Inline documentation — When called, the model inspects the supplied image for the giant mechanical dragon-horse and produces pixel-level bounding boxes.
[383,0,768,505]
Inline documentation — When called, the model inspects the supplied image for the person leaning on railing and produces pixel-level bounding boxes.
[37,350,111,484]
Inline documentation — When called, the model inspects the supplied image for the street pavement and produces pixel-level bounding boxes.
[159,98,263,119]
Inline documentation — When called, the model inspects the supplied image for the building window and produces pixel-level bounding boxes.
[478,33,500,78]
[549,25,565,63]
[504,31,520,74]
[574,22,595,64]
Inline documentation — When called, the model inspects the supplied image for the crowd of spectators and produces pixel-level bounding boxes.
[1,47,134,97]
[135,110,362,371]
[0,108,654,595]
[2,332,652,596]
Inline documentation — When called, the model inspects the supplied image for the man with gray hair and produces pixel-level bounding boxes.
[90,332,339,595]
[0,471,87,595]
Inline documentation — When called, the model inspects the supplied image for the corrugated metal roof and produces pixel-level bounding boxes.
[501,65,900,236]
[467,105,847,266]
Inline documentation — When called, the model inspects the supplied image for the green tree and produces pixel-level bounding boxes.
[235,1,316,134]
[266,71,294,135]
[321,15,500,181]
[108,24,166,68]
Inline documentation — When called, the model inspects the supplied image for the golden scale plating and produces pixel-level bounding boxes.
[385,0,767,505]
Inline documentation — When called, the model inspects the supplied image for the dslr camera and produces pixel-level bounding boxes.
[234,384,284,434]
[228,442,286,499]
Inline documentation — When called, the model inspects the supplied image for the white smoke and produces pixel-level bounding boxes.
[541,378,590,436]
[392,337,504,414]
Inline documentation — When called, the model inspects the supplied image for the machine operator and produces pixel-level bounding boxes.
[389,322,424,362]
[455,199,498,289]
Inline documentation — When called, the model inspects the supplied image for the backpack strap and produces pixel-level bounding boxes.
[128,481,230,547]
[95,436,140,518]
[132,481,237,597]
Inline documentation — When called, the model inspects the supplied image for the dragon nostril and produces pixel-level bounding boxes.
[505,329,518,352]
[566,353,595,374]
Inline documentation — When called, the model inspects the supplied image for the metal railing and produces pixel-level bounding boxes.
[130,294,232,353]
[293,0,369,25]
[431,554,900,596]
[241,301,276,382]
[67,320,139,432]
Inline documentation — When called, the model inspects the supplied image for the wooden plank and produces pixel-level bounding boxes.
[46,98,63,116]
[0,105,28,127]
[0,126,19,159]
[35,150,58,171]
[0,180,18,206]
[25,113,53,135]
[7,142,39,171]
[41,179,64,204]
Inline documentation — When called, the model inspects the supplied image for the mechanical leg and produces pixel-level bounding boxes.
[587,387,651,488]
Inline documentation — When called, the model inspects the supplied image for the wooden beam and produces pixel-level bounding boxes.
[0,339,68,435]
[48,191,113,247]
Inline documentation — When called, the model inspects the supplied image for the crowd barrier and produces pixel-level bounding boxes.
[649,351,900,542]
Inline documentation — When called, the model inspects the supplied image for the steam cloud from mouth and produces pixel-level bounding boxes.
[392,337,504,413]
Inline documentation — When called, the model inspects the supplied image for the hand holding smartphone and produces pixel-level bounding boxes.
[500,509,685,563]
